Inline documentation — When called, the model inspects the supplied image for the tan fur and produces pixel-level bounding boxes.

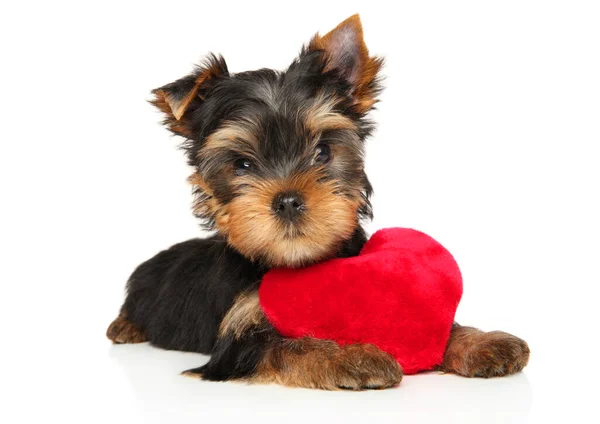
[218,291,265,339]
[187,172,225,223]
[181,66,366,268]
[106,314,147,344]
[185,289,401,390]
[160,63,220,120]
[303,95,358,135]
[223,170,360,267]
[440,325,530,378]
[149,94,194,138]
[309,15,383,114]
[201,119,260,153]
[150,58,226,136]
[166,88,197,121]
[251,338,402,390]
[188,111,365,267]
[181,370,204,379]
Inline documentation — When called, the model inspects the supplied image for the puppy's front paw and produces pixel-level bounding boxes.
[458,331,530,378]
[332,344,403,390]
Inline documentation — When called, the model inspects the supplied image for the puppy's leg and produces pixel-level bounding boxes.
[255,338,402,390]
[106,311,147,344]
[439,323,529,378]
[183,291,402,390]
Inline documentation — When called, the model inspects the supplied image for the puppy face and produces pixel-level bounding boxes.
[152,15,382,267]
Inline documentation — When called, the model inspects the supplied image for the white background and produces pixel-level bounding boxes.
[1,1,599,423]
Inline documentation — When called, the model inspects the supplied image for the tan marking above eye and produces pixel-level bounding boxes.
[303,95,358,136]
[199,119,260,159]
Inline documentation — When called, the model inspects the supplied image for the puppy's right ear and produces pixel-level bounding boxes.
[151,54,228,138]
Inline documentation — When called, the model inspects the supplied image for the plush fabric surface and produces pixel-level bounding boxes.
[259,228,463,374]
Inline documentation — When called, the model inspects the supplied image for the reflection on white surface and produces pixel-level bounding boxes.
[109,343,532,424]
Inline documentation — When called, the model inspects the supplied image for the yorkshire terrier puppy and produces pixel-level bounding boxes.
[107,15,529,390]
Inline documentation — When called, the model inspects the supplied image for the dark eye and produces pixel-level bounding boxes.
[314,143,332,164]
[233,158,253,176]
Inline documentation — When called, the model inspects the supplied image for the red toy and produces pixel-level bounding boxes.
[259,228,463,375]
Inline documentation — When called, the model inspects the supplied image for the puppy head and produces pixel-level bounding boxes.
[151,15,383,267]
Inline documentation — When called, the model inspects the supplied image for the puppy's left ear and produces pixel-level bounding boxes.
[150,54,228,138]
[309,14,383,113]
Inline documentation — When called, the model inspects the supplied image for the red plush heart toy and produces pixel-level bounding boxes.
[259,228,463,374]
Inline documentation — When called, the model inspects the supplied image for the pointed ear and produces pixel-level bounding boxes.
[150,54,228,137]
[308,15,383,113]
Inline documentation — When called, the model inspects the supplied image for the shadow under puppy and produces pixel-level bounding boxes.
[107,15,529,390]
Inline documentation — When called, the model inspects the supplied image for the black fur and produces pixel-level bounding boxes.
[109,17,530,388]
[124,229,367,379]
[166,50,375,231]
[123,236,264,354]
[111,16,381,383]
[185,325,278,381]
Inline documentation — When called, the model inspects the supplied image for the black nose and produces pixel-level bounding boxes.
[272,191,305,221]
